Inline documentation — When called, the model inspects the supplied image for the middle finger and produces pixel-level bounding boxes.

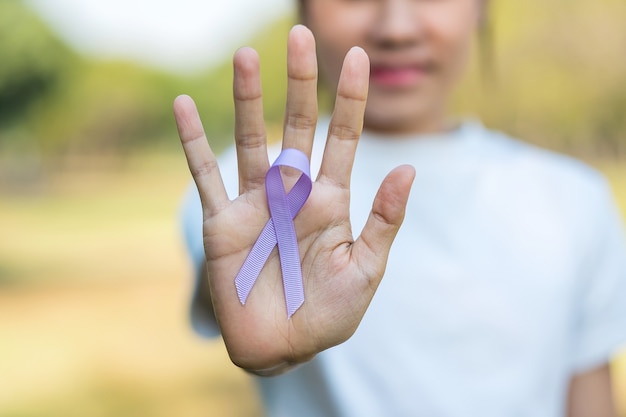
[281,25,319,159]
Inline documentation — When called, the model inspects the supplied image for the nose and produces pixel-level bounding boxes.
[370,0,421,48]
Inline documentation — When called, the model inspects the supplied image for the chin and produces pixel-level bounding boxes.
[363,87,445,135]
[364,103,429,135]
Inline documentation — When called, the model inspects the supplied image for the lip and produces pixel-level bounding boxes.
[369,64,429,89]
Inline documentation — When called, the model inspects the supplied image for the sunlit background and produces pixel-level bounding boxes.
[0,0,625,416]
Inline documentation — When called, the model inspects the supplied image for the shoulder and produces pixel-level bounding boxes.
[469,122,611,202]
[463,123,621,252]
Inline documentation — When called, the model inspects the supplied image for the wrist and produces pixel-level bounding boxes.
[241,352,316,377]
[244,361,297,377]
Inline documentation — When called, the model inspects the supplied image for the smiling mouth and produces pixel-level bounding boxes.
[369,66,428,88]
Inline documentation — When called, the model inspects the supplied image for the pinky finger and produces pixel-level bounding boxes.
[174,94,229,216]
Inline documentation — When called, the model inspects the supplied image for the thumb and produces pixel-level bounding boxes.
[352,164,415,282]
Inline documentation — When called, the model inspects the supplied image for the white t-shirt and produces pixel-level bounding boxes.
[181,120,626,417]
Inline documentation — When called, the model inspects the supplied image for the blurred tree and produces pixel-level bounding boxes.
[0,1,184,158]
[452,0,626,158]
[0,5,295,157]
[189,15,295,153]
[0,0,76,127]
[30,60,182,154]
[1,0,623,161]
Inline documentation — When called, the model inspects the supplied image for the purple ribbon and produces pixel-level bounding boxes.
[235,148,312,318]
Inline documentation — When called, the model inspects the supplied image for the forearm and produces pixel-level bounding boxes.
[245,361,300,377]
[567,363,617,417]
[196,265,216,321]
[188,264,222,338]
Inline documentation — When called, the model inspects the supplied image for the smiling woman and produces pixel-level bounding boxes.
[177,0,626,416]
[301,0,481,134]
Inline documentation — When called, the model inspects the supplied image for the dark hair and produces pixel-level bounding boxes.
[478,0,495,83]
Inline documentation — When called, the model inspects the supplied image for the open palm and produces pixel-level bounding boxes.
[173,25,415,374]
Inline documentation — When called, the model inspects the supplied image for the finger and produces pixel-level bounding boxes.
[233,47,269,194]
[174,94,229,216]
[352,165,415,284]
[318,47,369,189]
[282,25,318,158]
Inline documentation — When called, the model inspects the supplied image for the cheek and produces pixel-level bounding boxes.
[307,9,372,89]
[314,37,345,89]
[428,7,477,77]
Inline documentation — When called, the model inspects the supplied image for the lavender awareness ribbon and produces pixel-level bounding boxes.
[235,148,312,318]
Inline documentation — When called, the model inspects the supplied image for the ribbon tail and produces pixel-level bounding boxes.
[267,168,306,318]
[284,272,305,318]
[272,216,304,319]
[235,218,278,305]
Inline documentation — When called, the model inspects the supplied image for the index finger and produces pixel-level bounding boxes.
[174,94,229,217]
[317,47,369,189]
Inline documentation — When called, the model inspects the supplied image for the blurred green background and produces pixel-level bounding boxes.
[0,0,625,416]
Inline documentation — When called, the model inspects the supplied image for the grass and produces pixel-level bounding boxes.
[0,151,625,416]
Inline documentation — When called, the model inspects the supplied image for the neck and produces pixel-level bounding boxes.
[363,108,451,137]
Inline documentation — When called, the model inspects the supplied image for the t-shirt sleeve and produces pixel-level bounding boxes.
[570,178,626,373]
[179,145,241,338]
[180,182,221,338]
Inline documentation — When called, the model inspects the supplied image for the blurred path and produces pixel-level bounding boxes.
[0,278,262,417]
[0,153,262,417]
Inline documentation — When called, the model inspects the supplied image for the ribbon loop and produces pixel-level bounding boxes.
[235,148,312,318]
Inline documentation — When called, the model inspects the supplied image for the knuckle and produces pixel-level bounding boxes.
[285,112,317,132]
[329,124,361,142]
[234,91,262,102]
[180,132,204,145]
[337,90,367,103]
[190,159,218,179]
[288,72,317,82]
[236,131,266,150]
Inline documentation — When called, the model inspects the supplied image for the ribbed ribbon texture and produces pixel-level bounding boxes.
[235,148,312,318]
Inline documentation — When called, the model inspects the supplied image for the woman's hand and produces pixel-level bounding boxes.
[173,25,415,374]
